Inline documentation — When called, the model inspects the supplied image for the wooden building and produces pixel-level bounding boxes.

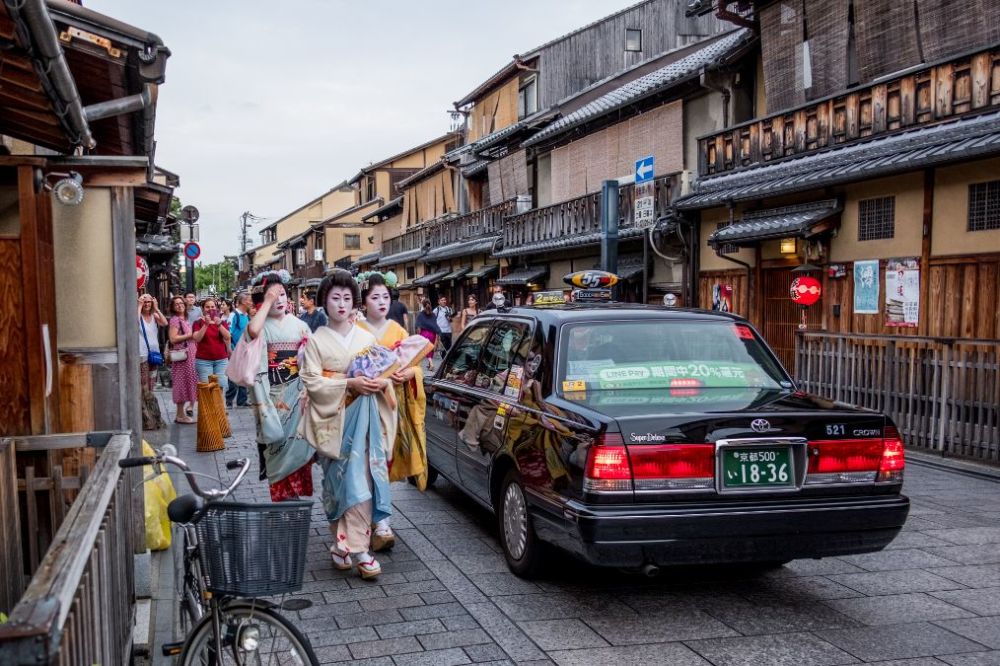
[681,0,1000,461]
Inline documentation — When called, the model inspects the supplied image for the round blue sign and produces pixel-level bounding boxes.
[183,242,201,261]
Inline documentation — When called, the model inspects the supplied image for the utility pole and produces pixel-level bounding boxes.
[240,211,251,254]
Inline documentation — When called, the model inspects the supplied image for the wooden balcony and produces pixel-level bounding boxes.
[295,261,326,280]
[699,45,1000,178]
[381,227,426,259]
[500,175,677,254]
[426,199,518,249]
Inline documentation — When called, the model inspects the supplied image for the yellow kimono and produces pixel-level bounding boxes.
[359,319,430,489]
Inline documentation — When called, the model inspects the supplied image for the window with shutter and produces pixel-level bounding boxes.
[968,181,1000,232]
[858,196,895,241]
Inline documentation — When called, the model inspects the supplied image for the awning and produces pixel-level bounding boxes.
[678,110,1000,210]
[424,237,497,262]
[493,226,646,257]
[496,265,548,286]
[443,266,472,281]
[468,264,500,279]
[376,248,425,268]
[412,269,452,287]
[707,200,842,247]
[351,250,380,268]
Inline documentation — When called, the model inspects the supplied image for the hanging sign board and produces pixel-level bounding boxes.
[853,260,879,314]
[885,257,919,327]
[136,255,149,291]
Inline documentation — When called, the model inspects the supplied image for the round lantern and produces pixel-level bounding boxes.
[136,255,149,291]
[790,275,821,306]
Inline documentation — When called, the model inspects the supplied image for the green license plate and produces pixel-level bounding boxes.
[722,446,793,488]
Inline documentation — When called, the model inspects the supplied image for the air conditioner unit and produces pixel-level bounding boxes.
[296,248,306,266]
[314,248,324,262]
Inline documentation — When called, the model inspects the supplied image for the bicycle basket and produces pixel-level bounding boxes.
[195,500,312,597]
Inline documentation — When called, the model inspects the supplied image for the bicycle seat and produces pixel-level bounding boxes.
[168,494,206,524]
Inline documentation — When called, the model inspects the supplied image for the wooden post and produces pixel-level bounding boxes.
[937,342,951,453]
[110,186,144,553]
[920,169,934,336]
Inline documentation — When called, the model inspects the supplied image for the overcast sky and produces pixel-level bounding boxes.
[85,0,623,263]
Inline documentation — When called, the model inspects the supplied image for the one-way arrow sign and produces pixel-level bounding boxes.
[635,155,654,184]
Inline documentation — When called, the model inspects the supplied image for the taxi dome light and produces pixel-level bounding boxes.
[491,292,506,309]
[564,270,619,289]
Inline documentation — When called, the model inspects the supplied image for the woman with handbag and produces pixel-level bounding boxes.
[168,295,198,424]
[245,270,315,501]
[139,294,167,430]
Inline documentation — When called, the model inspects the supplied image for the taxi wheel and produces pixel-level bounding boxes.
[497,471,543,578]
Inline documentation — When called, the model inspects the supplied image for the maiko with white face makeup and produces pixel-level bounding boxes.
[325,287,354,324]
[364,284,391,322]
[268,286,288,317]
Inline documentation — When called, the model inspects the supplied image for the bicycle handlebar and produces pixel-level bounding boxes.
[119,450,251,500]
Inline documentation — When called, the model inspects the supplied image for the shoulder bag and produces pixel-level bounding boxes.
[140,318,164,366]
[169,319,189,363]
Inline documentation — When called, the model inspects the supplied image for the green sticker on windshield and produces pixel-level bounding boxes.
[582,362,768,390]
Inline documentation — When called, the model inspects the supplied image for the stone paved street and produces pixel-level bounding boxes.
[155,395,1000,665]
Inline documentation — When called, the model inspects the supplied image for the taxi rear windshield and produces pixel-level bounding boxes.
[558,320,789,392]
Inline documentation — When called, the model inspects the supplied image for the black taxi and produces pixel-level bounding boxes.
[422,287,909,577]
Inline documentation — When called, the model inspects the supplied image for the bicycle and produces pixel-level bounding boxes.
[121,445,319,665]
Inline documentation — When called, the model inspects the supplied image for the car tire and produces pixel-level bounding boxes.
[497,470,544,578]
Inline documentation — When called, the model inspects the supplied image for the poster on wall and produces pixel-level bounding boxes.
[853,260,880,314]
[885,257,920,327]
[712,284,733,312]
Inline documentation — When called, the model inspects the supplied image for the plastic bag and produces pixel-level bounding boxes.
[142,440,177,551]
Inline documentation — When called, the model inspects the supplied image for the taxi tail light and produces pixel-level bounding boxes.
[878,426,905,483]
[630,444,715,491]
[584,433,632,492]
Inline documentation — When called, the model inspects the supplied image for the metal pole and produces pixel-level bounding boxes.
[642,229,649,304]
[600,179,619,275]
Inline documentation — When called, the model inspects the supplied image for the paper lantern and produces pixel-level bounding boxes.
[136,255,149,290]
[790,275,822,306]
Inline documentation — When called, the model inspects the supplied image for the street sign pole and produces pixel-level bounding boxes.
[600,180,619,296]
[186,256,195,294]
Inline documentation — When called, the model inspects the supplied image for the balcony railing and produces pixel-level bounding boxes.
[699,45,1000,177]
[502,174,677,251]
[426,199,518,249]
[381,227,426,258]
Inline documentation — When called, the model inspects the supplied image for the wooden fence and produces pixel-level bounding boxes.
[795,332,1000,462]
[0,433,136,665]
[0,439,24,617]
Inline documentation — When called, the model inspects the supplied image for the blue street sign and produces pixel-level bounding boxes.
[183,242,201,261]
[635,155,654,184]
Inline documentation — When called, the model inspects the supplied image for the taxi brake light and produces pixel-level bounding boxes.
[584,433,632,492]
[878,426,905,482]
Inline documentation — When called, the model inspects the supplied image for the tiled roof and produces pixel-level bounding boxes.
[350,250,380,268]
[678,110,1000,209]
[461,159,489,178]
[424,237,498,262]
[376,248,424,268]
[361,197,403,222]
[469,109,555,154]
[496,265,548,286]
[494,226,646,257]
[591,254,647,280]
[443,266,472,281]
[397,160,446,190]
[707,200,842,246]
[413,269,452,287]
[468,264,500,279]
[523,29,751,148]
[136,234,177,255]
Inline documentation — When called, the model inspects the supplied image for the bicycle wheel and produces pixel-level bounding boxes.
[177,527,205,636]
[179,600,318,666]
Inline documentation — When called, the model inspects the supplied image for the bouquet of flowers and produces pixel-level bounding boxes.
[391,335,436,370]
[346,344,400,379]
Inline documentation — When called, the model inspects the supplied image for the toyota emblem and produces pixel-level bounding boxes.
[751,418,772,433]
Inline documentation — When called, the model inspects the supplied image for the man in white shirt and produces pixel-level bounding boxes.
[433,295,454,350]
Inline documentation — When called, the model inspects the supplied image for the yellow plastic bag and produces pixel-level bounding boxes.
[142,440,177,551]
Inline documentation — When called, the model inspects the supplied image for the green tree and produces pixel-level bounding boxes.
[194,259,236,297]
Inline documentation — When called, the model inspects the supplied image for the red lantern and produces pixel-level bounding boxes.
[136,255,149,291]
[790,275,821,306]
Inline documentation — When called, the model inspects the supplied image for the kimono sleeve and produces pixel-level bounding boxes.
[300,335,349,419]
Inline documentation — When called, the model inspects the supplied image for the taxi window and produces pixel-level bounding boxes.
[441,323,491,387]
[474,321,530,395]
[558,320,789,392]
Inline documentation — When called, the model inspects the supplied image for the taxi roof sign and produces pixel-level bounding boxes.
[564,270,618,289]
[572,288,613,302]
[532,290,565,306]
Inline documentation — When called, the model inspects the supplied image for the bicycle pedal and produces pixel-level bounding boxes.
[161,641,184,656]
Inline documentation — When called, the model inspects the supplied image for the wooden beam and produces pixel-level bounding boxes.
[920,168,934,337]
[18,166,45,434]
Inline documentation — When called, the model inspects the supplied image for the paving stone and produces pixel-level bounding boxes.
[348,635,423,659]
[471,572,544,596]
[818,621,989,661]
[443,615,483,631]
[939,651,1000,665]
[462,643,510,662]
[322,585,390,604]
[465,601,547,662]
[547,643,711,666]
[584,608,739,645]
[825,593,977,625]
[448,554,512,574]
[330,657,395,666]
[517,619,609,650]
[418,628,493,650]
[922,545,1000,566]
[777,558,868,577]
[922,528,1000,546]
[379,579,447,596]
[739,575,866,602]
[931,588,1000,616]
[405,569,440,583]
[882,531,959,550]
[307,626,380,648]
[685,631,858,666]
[827,569,967,596]
[391,647,471,666]
[706,598,861,634]
[423,559,489,604]
[935,618,1000,650]
[860,660,952,666]
[420,590,457,605]
[376,619,447,640]
[333,608,405,630]
[360,593,426,612]
[929,565,1000,588]
[400,602,470,621]
[311,643,351,664]
[347,572,409,588]
[492,593,636,622]
[839,548,963,571]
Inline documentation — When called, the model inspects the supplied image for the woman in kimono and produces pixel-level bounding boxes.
[300,269,397,579]
[356,273,428,552]
[245,270,315,501]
